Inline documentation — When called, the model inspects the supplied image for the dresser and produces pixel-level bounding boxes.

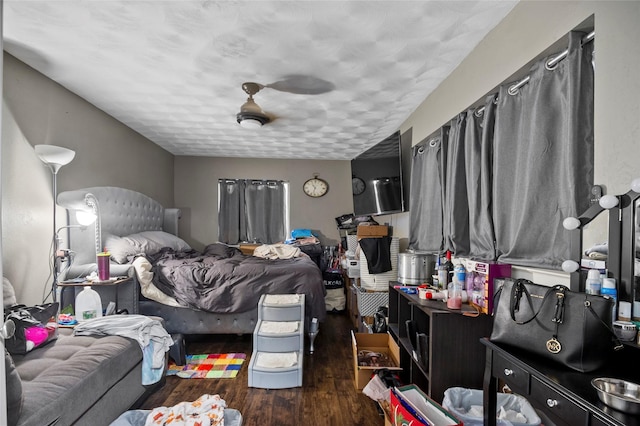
[482,338,640,426]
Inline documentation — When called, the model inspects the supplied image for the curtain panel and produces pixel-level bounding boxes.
[443,113,470,256]
[492,31,594,269]
[464,94,498,260]
[218,179,287,245]
[408,127,449,252]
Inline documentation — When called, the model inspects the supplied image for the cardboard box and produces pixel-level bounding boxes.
[465,260,511,315]
[356,224,389,238]
[351,330,401,390]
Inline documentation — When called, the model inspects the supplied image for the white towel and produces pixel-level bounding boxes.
[255,352,298,369]
[263,294,301,305]
[260,321,299,334]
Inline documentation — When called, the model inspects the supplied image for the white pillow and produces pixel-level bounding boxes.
[104,234,138,264]
[105,231,191,264]
[132,257,181,307]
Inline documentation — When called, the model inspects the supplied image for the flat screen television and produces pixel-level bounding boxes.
[351,130,408,216]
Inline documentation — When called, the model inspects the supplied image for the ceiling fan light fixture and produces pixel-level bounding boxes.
[236,82,271,128]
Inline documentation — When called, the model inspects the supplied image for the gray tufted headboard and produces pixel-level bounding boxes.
[57,186,181,268]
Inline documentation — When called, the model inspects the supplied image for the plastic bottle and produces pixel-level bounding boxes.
[453,263,466,290]
[75,286,103,322]
[585,269,602,295]
[447,280,462,309]
[436,256,448,291]
[601,278,617,324]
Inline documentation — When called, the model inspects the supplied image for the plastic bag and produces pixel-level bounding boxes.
[442,387,541,426]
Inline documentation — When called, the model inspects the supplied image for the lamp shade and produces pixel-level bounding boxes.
[35,145,76,174]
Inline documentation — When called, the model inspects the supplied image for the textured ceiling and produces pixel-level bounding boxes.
[4,1,518,160]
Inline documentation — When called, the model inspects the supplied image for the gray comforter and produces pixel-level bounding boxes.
[148,243,327,321]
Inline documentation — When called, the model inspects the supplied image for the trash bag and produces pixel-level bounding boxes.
[442,388,541,426]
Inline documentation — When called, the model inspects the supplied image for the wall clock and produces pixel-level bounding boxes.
[303,175,329,198]
[352,176,366,195]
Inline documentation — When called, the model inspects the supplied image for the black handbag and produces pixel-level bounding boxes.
[490,278,621,372]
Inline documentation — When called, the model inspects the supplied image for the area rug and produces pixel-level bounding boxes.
[167,353,246,379]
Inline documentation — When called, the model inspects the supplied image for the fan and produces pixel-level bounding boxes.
[236,75,334,128]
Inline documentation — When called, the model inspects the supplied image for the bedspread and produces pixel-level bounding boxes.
[147,243,327,321]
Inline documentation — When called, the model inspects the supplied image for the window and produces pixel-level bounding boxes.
[218,179,290,244]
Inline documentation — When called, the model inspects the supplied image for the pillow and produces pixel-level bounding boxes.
[106,231,191,263]
[5,350,23,426]
[3,277,17,307]
[104,234,138,264]
[132,257,181,307]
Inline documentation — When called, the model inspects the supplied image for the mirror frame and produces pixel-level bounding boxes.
[619,190,640,303]
[568,200,622,292]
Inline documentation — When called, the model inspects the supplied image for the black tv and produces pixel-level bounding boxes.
[351,130,408,216]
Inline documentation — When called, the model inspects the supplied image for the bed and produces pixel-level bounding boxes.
[57,186,326,360]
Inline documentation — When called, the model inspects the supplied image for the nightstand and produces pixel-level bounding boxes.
[58,276,135,315]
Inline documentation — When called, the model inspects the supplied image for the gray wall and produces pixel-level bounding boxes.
[174,156,353,250]
[2,53,174,305]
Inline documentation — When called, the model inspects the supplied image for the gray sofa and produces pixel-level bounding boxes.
[3,278,161,426]
[6,327,156,426]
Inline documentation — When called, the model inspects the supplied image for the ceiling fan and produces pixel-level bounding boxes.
[236,75,334,128]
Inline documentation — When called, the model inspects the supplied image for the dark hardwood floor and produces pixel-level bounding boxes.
[140,311,385,426]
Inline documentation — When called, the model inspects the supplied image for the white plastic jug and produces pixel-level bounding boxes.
[75,286,103,322]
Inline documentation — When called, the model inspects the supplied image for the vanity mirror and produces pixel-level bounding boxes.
[618,182,640,322]
[563,194,621,292]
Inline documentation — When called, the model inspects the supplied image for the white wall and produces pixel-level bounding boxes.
[174,156,353,250]
[2,53,174,305]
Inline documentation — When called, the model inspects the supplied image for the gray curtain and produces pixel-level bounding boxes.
[443,113,470,256]
[408,127,449,252]
[493,32,594,269]
[218,179,287,244]
[465,94,498,260]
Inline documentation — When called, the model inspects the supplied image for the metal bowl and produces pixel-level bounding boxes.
[592,377,640,414]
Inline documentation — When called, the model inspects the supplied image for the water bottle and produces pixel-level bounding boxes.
[75,286,103,322]
[454,263,466,290]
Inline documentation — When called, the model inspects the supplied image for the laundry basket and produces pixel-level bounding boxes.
[353,285,389,317]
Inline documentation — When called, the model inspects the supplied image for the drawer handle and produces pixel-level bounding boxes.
[546,399,558,408]
[504,368,514,376]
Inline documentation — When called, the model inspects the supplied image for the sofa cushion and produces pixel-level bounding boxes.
[5,350,23,426]
[12,332,142,426]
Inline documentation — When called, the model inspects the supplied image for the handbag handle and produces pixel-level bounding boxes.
[509,279,560,325]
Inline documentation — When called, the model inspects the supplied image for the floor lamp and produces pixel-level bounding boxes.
[35,144,76,303]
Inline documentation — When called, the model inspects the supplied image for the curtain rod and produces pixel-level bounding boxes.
[508,30,595,95]
[475,30,595,116]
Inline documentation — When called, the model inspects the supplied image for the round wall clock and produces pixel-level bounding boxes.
[352,176,366,195]
[303,175,329,198]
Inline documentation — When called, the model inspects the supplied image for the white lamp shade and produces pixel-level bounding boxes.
[599,194,619,209]
[35,145,76,174]
[561,260,580,273]
[631,178,640,194]
[562,217,581,230]
[76,210,97,226]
